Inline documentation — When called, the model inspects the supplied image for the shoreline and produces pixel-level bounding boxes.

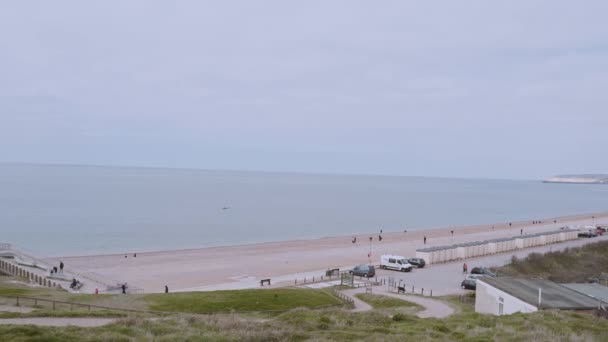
[40,211,608,293]
[49,210,607,259]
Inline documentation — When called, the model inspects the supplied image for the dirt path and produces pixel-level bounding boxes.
[0,317,116,327]
[341,288,373,312]
[374,289,455,318]
[0,305,34,313]
[340,287,454,318]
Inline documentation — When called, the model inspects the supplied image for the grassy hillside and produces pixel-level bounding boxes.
[1,308,607,341]
[0,277,342,314]
[498,240,608,282]
[145,288,342,313]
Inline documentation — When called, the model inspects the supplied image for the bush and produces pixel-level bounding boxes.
[392,313,406,322]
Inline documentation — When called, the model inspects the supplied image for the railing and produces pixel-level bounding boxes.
[331,288,354,305]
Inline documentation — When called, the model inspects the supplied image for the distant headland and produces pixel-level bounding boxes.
[543,174,608,184]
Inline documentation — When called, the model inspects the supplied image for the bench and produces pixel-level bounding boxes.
[260,278,271,286]
[397,286,406,294]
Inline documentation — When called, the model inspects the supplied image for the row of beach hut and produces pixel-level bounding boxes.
[415,229,579,265]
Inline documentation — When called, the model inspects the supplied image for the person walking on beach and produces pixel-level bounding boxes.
[378,234,382,242]
[423,236,427,244]
[165,285,169,294]
[352,236,357,243]
[121,284,126,294]
[520,228,523,235]
[463,262,468,274]
[59,261,64,272]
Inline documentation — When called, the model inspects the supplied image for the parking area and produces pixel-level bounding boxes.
[371,235,608,296]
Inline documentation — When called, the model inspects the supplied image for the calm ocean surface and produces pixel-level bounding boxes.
[1,164,607,256]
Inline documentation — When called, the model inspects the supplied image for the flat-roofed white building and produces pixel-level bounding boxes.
[476,277,598,315]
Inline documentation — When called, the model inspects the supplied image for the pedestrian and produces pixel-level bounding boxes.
[134,253,137,258]
[378,234,382,241]
[352,236,356,243]
[509,222,512,228]
[121,284,126,294]
[59,261,64,272]
[53,266,58,273]
[520,228,523,235]
[380,229,383,234]
[423,236,427,244]
[165,285,169,294]
[463,262,468,274]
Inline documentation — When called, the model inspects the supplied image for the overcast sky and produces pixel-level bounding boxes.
[1,1,607,179]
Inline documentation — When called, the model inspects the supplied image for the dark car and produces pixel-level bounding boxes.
[408,258,426,268]
[470,267,496,277]
[350,264,376,278]
[461,275,485,290]
[578,230,597,238]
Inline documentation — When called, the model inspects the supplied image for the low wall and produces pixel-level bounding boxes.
[0,258,59,289]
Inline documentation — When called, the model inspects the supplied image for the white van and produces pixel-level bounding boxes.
[380,255,413,272]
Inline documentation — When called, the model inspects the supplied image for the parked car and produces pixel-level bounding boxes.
[461,275,485,290]
[578,230,597,238]
[350,264,376,278]
[408,258,426,268]
[380,255,413,272]
[470,267,496,277]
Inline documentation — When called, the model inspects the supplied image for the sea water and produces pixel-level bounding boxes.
[1,163,607,256]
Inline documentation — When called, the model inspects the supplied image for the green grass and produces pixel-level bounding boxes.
[145,288,342,313]
[354,293,422,310]
[498,240,608,282]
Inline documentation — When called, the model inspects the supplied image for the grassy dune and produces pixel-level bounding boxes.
[1,308,607,341]
[498,240,608,282]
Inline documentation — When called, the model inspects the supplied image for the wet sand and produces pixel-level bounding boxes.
[46,212,607,293]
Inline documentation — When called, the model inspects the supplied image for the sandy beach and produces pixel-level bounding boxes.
[46,212,607,293]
